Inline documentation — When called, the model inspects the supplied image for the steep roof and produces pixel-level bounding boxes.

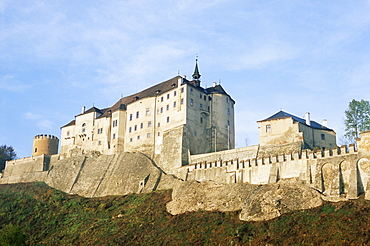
[258,110,334,131]
[206,84,235,103]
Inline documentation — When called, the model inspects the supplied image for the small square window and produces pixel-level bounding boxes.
[190,99,194,106]
[130,138,133,142]
[146,108,150,115]
[112,133,116,139]
[148,121,152,127]
[140,123,143,129]
[129,127,132,133]
[161,97,164,102]
[181,98,184,104]
[174,101,177,108]
[166,105,169,110]
[174,91,177,96]
[147,133,151,138]
[266,124,271,133]
[134,125,137,131]
[137,135,140,140]
[181,87,184,93]
[167,94,170,99]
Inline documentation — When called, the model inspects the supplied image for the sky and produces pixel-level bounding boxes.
[1,0,370,158]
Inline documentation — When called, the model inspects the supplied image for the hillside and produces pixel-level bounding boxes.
[0,182,369,245]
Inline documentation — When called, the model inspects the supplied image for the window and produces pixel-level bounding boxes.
[136,111,139,118]
[200,117,203,124]
[112,120,118,127]
[227,108,230,115]
[130,138,133,142]
[266,124,271,133]
[167,94,170,99]
[200,93,202,98]
[112,134,116,139]
[129,114,133,121]
[97,128,103,134]
[137,135,140,140]
[34,148,37,153]
[161,97,164,102]
[98,141,102,145]
[158,123,160,127]
[181,87,184,93]
[173,101,177,108]
[167,116,170,123]
[140,123,143,129]
[200,104,203,110]
[146,108,150,116]
[166,105,169,111]
[181,98,184,104]
[82,123,86,132]
[160,107,163,113]
[147,133,151,138]
[208,106,210,112]
[194,131,197,136]
[158,132,161,136]
[226,97,229,103]
[67,131,70,136]
[190,88,193,94]
[190,99,194,106]
[321,134,325,140]
[204,95,206,100]
[129,127,132,133]
[174,91,177,96]
[228,120,230,126]
[134,125,137,131]
[148,121,152,127]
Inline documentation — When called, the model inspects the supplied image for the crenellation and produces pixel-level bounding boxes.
[340,145,348,154]
[348,144,357,153]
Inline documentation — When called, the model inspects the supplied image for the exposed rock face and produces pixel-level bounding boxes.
[167,179,323,221]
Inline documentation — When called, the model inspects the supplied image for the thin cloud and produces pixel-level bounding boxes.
[0,75,30,92]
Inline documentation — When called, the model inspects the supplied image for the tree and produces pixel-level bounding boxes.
[0,145,17,172]
[344,99,370,141]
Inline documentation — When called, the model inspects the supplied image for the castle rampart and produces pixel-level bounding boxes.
[178,141,368,200]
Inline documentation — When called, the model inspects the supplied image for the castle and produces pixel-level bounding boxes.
[60,60,235,173]
[2,61,370,221]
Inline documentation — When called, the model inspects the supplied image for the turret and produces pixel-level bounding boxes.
[191,58,201,87]
[32,134,59,156]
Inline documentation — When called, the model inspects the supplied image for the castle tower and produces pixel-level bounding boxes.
[191,58,201,87]
[32,134,59,156]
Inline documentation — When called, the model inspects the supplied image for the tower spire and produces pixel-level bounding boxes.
[192,56,201,84]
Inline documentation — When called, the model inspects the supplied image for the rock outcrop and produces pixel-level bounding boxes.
[167,179,323,221]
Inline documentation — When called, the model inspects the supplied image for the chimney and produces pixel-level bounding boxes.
[212,82,217,87]
[82,106,86,114]
[322,119,328,127]
[305,112,311,126]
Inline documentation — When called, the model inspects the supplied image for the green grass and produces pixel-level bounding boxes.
[0,182,369,245]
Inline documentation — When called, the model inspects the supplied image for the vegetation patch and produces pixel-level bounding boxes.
[0,182,369,245]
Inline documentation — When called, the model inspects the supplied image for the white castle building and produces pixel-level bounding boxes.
[60,61,235,173]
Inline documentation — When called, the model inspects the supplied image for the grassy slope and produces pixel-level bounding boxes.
[0,182,369,245]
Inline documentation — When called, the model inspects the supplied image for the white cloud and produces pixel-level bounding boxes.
[24,112,53,130]
[0,75,30,92]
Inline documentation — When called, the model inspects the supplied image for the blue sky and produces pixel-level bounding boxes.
[1,0,370,158]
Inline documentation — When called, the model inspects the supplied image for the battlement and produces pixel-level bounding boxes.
[34,134,59,140]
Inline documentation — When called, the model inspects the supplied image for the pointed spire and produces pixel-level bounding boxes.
[192,56,201,82]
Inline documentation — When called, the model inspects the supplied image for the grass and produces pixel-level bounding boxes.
[0,182,369,245]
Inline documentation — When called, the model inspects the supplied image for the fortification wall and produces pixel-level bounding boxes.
[1,152,174,197]
[179,144,368,200]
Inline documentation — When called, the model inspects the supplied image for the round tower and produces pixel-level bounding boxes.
[32,134,59,156]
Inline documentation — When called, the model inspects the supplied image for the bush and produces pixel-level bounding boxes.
[0,224,27,246]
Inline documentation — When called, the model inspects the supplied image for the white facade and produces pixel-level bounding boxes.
[60,74,235,173]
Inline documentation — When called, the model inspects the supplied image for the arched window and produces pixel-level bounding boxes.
[82,123,86,133]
